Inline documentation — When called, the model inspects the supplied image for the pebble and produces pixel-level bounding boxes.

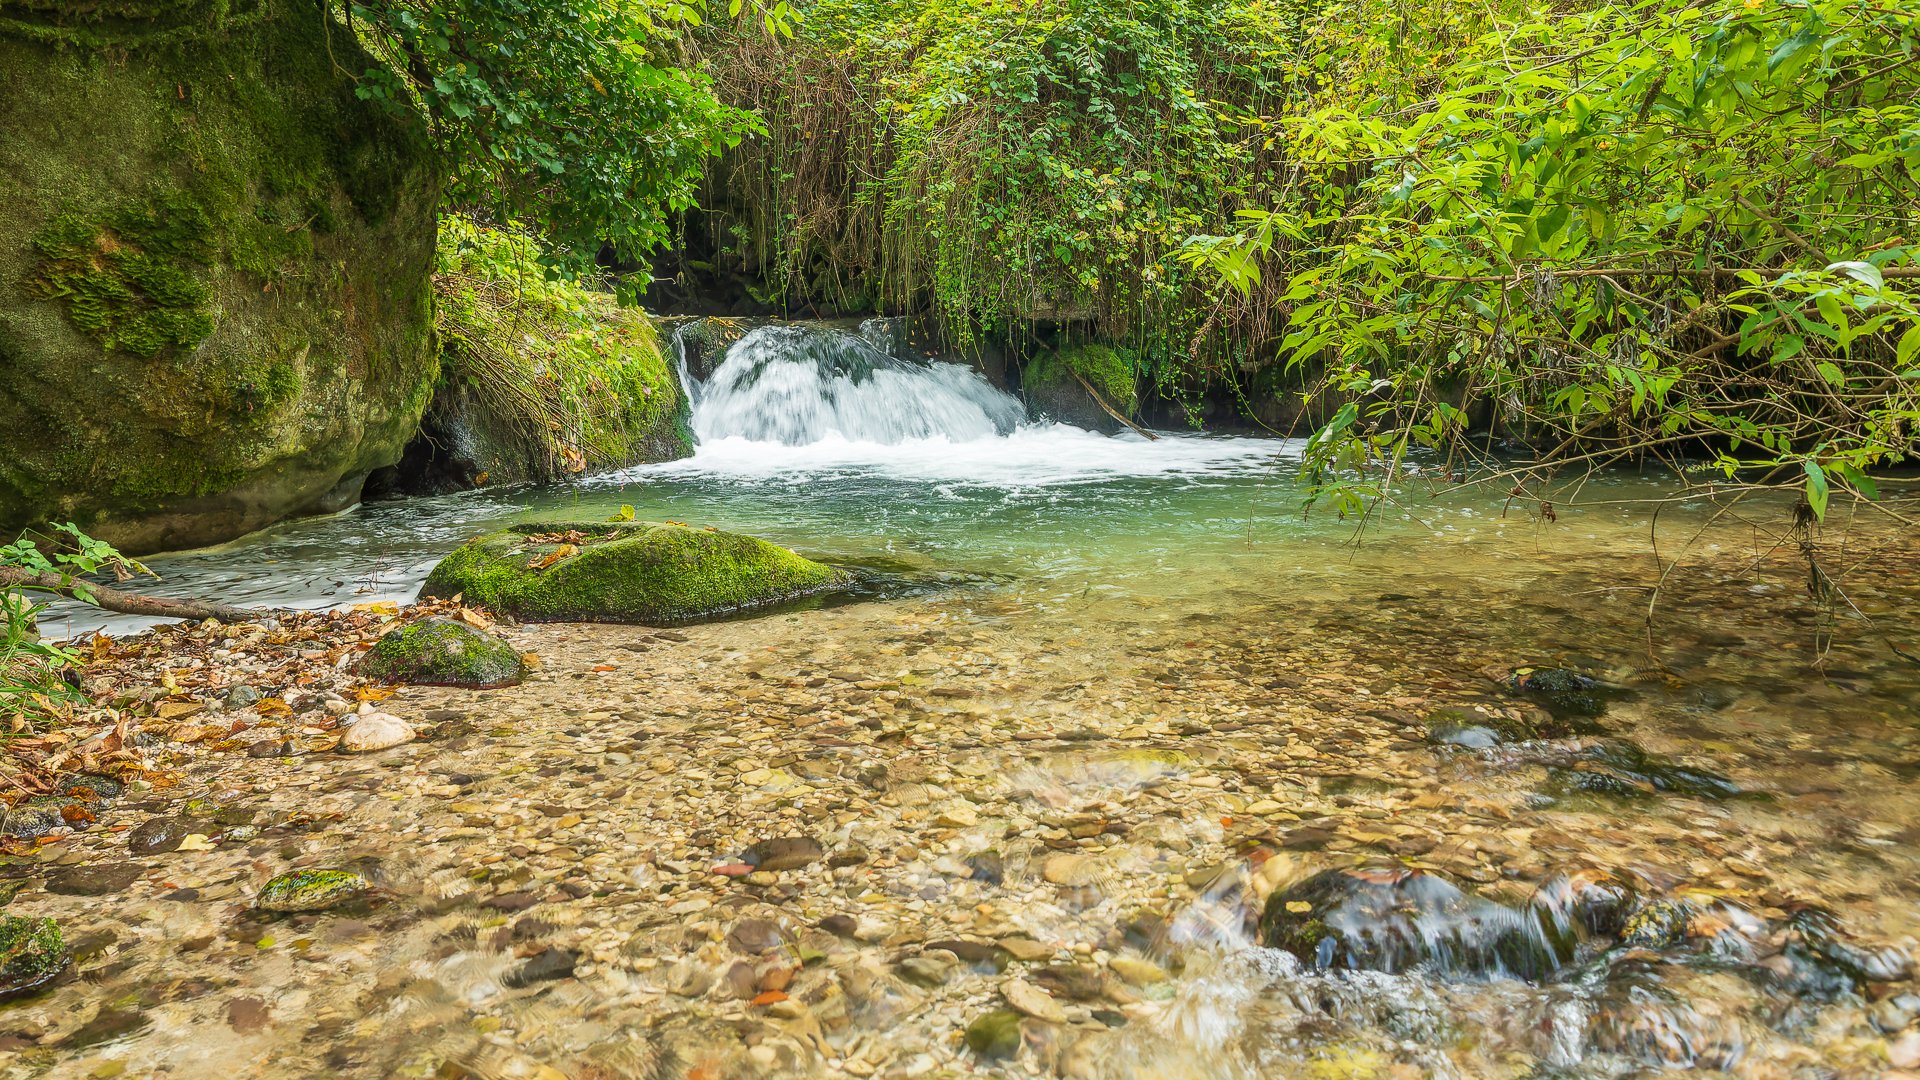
[338,710,416,752]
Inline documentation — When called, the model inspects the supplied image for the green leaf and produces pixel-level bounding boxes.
[1803,460,1830,521]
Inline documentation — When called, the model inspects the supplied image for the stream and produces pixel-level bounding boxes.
[9,323,1920,1078]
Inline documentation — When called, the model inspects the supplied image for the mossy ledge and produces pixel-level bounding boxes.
[1022,343,1139,433]
[420,522,849,626]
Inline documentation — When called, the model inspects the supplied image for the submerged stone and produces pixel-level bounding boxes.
[128,817,189,855]
[1556,741,1742,800]
[965,1009,1025,1059]
[45,863,143,897]
[255,869,371,913]
[358,617,527,689]
[1506,667,1612,718]
[420,522,848,625]
[0,915,68,1001]
[1258,865,1567,980]
[743,836,824,873]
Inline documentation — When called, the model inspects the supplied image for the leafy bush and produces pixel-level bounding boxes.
[1185,0,1920,516]
[341,0,763,260]
[1,525,144,721]
[697,0,1306,384]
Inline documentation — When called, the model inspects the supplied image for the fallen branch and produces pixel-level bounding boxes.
[0,567,274,624]
[1065,366,1159,441]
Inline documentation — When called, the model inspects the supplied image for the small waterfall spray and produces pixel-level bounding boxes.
[688,324,1027,446]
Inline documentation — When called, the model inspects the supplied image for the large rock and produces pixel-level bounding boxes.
[421,522,848,624]
[1021,343,1138,433]
[0,2,439,553]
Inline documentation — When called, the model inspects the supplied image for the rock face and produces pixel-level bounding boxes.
[421,522,849,625]
[358,618,527,689]
[0,3,439,553]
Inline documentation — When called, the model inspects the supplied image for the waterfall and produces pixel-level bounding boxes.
[688,324,1027,446]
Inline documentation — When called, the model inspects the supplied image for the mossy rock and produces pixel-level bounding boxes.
[1022,343,1139,433]
[255,869,371,913]
[0,2,438,553]
[421,522,850,625]
[0,914,68,1001]
[358,617,527,689]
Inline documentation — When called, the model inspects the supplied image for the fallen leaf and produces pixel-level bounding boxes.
[750,990,789,1006]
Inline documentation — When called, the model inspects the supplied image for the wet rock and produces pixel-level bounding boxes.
[966,850,1006,884]
[1004,977,1067,1023]
[0,915,68,1001]
[1259,865,1566,979]
[46,863,143,897]
[503,947,576,988]
[897,954,954,988]
[1031,964,1104,1001]
[338,710,416,753]
[1557,741,1742,800]
[1529,869,1638,944]
[1041,853,1087,885]
[827,844,869,868]
[1780,905,1914,988]
[1423,707,1557,747]
[60,1007,150,1050]
[1506,667,1611,717]
[925,939,1011,972]
[965,1009,1024,1060]
[743,836,823,873]
[727,918,786,955]
[358,617,528,689]
[818,914,858,938]
[1108,955,1167,986]
[247,738,290,758]
[224,684,262,711]
[254,869,372,913]
[0,806,59,839]
[128,817,189,855]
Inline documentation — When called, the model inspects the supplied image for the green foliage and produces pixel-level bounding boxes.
[703,0,1305,379]
[342,0,761,259]
[1187,0,1920,516]
[1,524,146,721]
[435,214,690,477]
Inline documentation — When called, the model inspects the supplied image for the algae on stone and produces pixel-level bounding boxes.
[255,869,371,913]
[0,3,438,552]
[0,914,68,1001]
[421,522,846,625]
[358,617,527,689]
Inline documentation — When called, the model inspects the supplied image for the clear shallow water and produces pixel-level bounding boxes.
[25,323,1920,1078]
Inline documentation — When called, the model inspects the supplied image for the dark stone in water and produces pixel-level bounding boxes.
[503,947,576,988]
[925,939,1011,972]
[1259,865,1567,979]
[1529,869,1638,945]
[1557,741,1743,800]
[818,914,857,938]
[727,918,786,954]
[129,817,189,855]
[1779,905,1914,991]
[743,836,823,873]
[1507,667,1612,718]
[46,863,143,897]
[0,915,69,1001]
[965,850,1005,884]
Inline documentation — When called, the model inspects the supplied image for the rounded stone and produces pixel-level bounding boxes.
[357,618,527,689]
[255,869,372,913]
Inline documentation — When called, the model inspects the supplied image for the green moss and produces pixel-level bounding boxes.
[255,869,371,914]
[421,521,847,625]
[359,617,527,689]
[1024,343,1139,428]
[27,194,217,357]
[0,914,68,1000]
[429,215,692,484]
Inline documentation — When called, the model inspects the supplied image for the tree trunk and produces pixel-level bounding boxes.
[0,568,273,624]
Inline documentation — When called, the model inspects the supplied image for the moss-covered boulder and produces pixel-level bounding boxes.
[1022,343,1139,433]
[0,914,68,1001]
[358,617,527,689]
[0,2,439,553]
[366,217,693,498]
[421,522,848,625]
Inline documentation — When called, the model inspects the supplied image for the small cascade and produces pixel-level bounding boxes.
[688,324,1027,446]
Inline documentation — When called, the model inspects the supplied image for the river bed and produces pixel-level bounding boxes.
[5,326,1919,1078]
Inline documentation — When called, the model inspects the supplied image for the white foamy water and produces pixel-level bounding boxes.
[657,322,1293,486]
